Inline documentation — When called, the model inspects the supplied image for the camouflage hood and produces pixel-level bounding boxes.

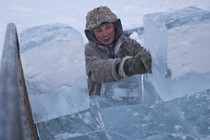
[85,6,123,46]
[85,6,118,30]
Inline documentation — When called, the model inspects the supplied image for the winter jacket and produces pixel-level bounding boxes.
[85,35,147,95]
[84,6,149,95]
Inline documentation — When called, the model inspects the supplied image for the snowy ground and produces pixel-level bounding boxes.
[1,0,210,62]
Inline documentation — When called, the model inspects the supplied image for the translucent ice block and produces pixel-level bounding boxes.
[20,23,89,123]
[143,7,210,101]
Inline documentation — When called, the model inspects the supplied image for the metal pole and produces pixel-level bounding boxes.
[0,23,38,140]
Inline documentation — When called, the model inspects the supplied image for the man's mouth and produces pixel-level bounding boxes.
[103,36,112,42]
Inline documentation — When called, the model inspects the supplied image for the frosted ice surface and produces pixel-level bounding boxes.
[20,23,89,123]
[99,89,210,140]
[101,76,142,105]
[28,86,88,123]
[101,75,161,106]
[143,7,210,101]
[37,108,109,140]
[37,89,210,140]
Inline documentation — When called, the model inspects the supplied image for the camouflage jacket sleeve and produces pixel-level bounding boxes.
[85,42,122,83]
[84,36,149,83]
[121,37,147,57]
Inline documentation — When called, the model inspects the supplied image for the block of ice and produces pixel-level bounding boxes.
[143,7,210,101]
[37,109,108,140]
[99,89,210,140]
[101,76,142,105]
[36,89,210,140]
[20,23,89,123]
[37,108,109,140]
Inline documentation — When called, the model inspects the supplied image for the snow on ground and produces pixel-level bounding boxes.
[1,0,210,62]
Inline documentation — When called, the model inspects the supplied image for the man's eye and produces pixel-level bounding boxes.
[94,28,102,33]
[105,25,111,29]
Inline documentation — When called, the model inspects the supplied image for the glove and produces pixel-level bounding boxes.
[118,51,152,77]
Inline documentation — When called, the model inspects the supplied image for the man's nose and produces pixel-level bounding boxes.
[101,29,109,36]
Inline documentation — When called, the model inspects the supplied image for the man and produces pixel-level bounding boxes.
[84,6,152,96]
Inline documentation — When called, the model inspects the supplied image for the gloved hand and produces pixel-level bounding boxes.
[122,51,152,77]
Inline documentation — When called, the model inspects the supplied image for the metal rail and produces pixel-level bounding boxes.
[0,23,38,140]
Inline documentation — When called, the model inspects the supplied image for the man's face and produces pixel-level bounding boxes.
[93,22,115,45]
